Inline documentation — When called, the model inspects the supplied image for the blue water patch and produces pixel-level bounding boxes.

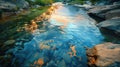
[12,5,104,67]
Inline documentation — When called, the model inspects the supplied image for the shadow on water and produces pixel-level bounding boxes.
[12,5,104,67]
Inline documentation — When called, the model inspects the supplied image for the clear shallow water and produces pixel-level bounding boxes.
[12,5,104,67]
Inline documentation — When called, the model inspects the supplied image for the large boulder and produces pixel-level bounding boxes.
[86,42,120,67]
[0,0,29,10]
[88,4,120,19]
[96,0,120,5]
[0,0,29,18]
[73,4,93,10]
[97,18,120,36]
[105,9,120,19]
[0,1,17,11]
[12,0,29,9]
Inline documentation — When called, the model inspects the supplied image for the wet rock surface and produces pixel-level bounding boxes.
[0,0,29,19]
[87,3,120,65]
[87,2,120,38]
[1,0,29,9]
[0,1,120,67]
[97,18,120,36]
[105,9,120,19]
[86,42,120,67]
[0,4,49,67]
[88,4,120,19]
[0,1,17,11]
[8,5,103,67]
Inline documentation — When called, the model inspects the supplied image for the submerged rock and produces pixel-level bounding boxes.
[57,60,66,67]
[4,40,15,45]
[86,42,120,67]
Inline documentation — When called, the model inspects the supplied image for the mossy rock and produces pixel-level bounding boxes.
[4,40,15,45]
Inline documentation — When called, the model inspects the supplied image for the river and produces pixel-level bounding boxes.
[12,5,104,67]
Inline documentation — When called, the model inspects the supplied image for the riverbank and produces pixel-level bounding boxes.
[72,2,120,67]
[0,3,61,66]
[0,6,49,66]
[0,6,49,41]
[0,1,120,67]
[11,4,104,67]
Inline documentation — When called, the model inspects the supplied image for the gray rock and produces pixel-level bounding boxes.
[97,18,120,34]
[4,40,15,45]
[0,1,17,11]
[96,0,120,5]
[88,4,120,19]
[105,9,120,19]
[0,0,29,11]
[74,4,93,10]
[13,0,29,9]
[0,0,29,18]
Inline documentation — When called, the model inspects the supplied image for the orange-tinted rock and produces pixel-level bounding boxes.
[86,42,120,67]
[34,58,44,67]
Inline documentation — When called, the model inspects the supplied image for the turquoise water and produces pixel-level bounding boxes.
[13,5,104,67]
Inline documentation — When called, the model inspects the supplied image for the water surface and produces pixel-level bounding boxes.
[13,5,104,67]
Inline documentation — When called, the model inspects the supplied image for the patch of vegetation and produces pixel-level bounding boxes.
[0,6,49,67]
[69,0,86,5]
[35,0,54,6]
[90,0,98,5]
[0,6,49,43]
[68,0,99,5]
[26,0,55,6]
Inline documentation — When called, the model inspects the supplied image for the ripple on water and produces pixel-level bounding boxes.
[13,5,104,67]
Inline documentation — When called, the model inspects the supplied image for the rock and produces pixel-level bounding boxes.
[0,0,29,18]
[113,1,120,5]
[3,0,29,9]
[74,4,93,10]
[86,47,97,67]
[105,9,120,19]
[4,40,15,45]
[88,4,120,19]
[0,1,17,11]
[58,60,66,67]
[97,18,120,36]
[32,5,41,8]
[86,42,120,67]
[96,0,120,5]
[14,0,29,9]
[62,53,71,64]
[0,0,29,12]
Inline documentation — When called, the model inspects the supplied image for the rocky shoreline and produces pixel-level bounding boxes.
[76,1,120,67]
[86,42,120,67]
[87,3,120,37]
[0,0,120,67]
[0,2,60,66]
[71,1,120,66]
